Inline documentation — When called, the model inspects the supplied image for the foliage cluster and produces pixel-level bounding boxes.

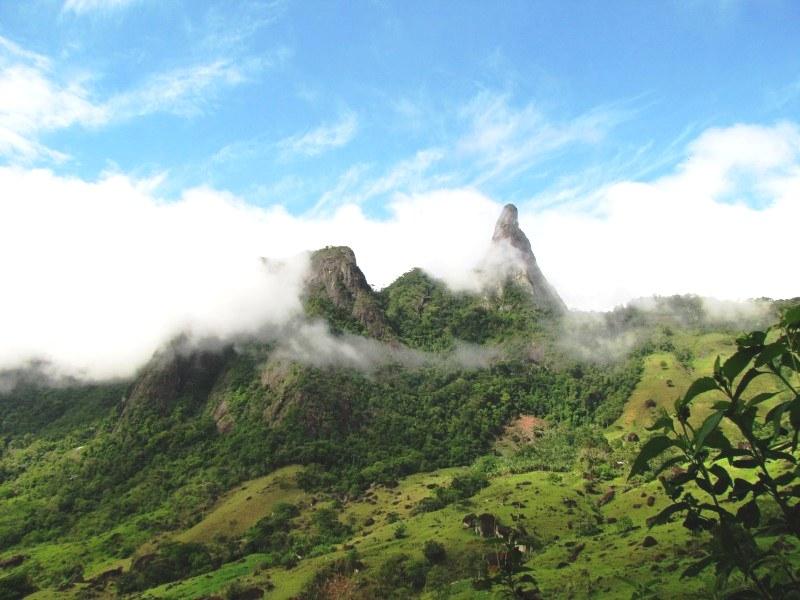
[631,305,800,598]
[414,472,489,513]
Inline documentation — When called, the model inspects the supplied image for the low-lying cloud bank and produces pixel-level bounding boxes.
[559,296,776,363]
[272,321,500,371]
[1,121,798,379]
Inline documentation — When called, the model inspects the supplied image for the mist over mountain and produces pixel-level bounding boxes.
[3,142,800,381]
[0,200,796,600]
[3,3,800,598]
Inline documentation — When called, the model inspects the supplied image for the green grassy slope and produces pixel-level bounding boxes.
[135,467,720,599]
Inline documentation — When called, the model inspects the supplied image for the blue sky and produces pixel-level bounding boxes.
[2,1,800,377]
[2,0,799,214]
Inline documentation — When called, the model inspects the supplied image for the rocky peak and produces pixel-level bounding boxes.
[485,204,566,313]
[307,246,367,302]
[492,204,532,255]
[304,246,392,339]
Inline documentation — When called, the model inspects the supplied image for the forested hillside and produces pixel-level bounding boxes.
[0,208,795,600]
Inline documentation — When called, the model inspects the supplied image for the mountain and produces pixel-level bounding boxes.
[303,245,392,339]
[0,204,795,600]
[483,203,566,313]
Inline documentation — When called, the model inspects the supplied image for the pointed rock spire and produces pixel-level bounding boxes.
[487,204,566,313]
[492,204,532,254]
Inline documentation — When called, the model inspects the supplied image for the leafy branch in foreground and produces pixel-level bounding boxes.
[630,305,800,599]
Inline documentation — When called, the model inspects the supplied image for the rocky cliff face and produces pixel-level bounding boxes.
[121,337,233,418]
[304,246,392,339]
[483,204,566,313]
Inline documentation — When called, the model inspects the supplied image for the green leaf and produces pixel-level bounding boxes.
[704,429,731,451]
[763,449,796,463]
[680,377,718,408]
[754,342,787,367]
[782,305,800,328]
[732,368,763,400]
[709,464,731,495]
[737,500,760,529]
[698,502,734,521]
[773,471,796,486]
[696,477,714,495]
[737,330,766,348]
[782,351,799,370]
[722,349,756,382]
[716,446,750,461]
[765,401,791,428]
[791,397,800,430]
[694,410,724,451]
[629,436,678,479]
[681,554,714,578]
[729,478,752,502]
[646,414,674,433]
[746,391,778,409]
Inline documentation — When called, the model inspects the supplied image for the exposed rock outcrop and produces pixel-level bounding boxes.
[304,246,392,339]
[481,204,566,313]
[212,399,234,433]
[121,337,233,418]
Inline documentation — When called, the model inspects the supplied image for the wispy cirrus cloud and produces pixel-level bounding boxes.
[309,90,629,213]
[199,1,290,53]
[108,58,251,120]
[0,37,105,162]
[766,76,800,111]
[457,91,626,184]
[278,112,358,158]
[62,0,142,15]
[312,148,445,213]
[0,35,261,163]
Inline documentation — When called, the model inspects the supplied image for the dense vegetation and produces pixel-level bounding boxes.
[0,272,794,598]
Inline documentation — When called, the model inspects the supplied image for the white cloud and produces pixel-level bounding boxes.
[278,112,358,158]
[273,321,498,371]
[0,167,309,380]
[0,40,107,161]
[526,121,800,310]
[457,91,623,183]
[62,0,141,15]
[0,36,253,162]
[312,148,445,213]
[1,122,798,379]
[108,59,248,119]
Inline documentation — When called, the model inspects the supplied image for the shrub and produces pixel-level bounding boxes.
[0,573,36,600]
[423,540,447,564]
[116,542,218,593]
[614,515,635,535]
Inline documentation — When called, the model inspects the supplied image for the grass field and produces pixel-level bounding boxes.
[138,465,721,599]
[176,466,307,544]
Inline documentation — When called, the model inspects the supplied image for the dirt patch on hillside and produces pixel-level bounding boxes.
[495,414,548,454]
